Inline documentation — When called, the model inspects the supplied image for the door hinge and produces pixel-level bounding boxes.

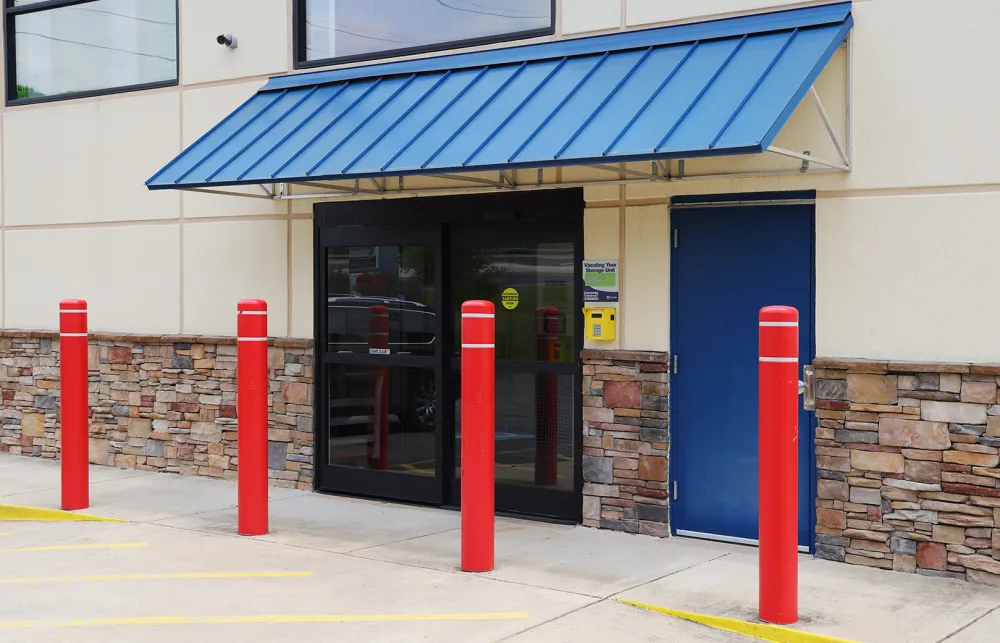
[673,481,678,500]
[673,228,678,248]
[673,354,678,374]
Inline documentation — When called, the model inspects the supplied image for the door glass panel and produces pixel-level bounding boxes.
[326,245,436,356]
[327,364,436,474]
[454,371,575,490]
[451,242,574,361]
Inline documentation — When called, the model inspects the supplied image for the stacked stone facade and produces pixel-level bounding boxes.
[0,331,315,490]
[813,358,1000,585]
[581,349,670,537]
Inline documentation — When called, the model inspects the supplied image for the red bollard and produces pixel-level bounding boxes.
[59,299,89,511]
[461,300,495,572]
[367,305,390,470]
[535,307,559,486]
[237,299,268,536]
[758,305,799,624]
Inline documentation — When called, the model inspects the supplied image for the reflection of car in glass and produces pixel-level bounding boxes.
[327,295,436,356]
[326,297,437,453]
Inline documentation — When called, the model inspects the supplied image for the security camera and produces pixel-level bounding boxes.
[216,33,238,49]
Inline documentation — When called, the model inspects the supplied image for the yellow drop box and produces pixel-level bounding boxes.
[583,307,616,341]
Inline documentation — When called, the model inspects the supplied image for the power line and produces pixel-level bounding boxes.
[16,30,176,62]
[305,19,414,45]
[71,6,175,27]
[445,0,547,19]
[433,0,547,20]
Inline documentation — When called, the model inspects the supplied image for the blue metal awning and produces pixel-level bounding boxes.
[147,2,853,191]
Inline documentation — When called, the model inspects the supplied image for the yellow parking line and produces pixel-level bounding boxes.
[0,612,531,629]
[0,504,125,523]
[0,571,313,584]
[617,600,861,643]
[3,542,149,553]
[0,532,12,537]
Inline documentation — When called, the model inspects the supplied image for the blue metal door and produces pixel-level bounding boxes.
[670,197,814,549]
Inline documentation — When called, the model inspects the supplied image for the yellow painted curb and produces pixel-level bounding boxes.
[0,504,125,523]
[617,600,862,643]
[0,612,531,630]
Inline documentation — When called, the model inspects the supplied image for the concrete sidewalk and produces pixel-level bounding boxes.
[2,453,1000,642]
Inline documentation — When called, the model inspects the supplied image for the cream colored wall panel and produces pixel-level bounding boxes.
[183,220,288,336]
[623,205,668,352]
[0,234,5,326]
[180,0,288,85]
[584,207,619,350]
[4,92,180,226]
[816,193,1000,363]
[181,82,287,216]
[563,0,621,34]
[844,0,1000,189]
[290,218,314,338]
[627,0,801,26]
[6,225,180,334]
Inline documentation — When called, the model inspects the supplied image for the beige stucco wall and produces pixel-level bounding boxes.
[0,0,996,366]
[816,192,1000,363]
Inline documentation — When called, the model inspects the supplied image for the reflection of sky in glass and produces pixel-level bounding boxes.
[305,0,551,61]
[14,0,176,99]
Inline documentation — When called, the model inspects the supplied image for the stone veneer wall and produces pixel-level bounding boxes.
[581,349,670,537]
[0,331,315,490]
[813,358,1000,585]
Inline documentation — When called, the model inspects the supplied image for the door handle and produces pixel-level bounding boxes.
[800,365,815,411]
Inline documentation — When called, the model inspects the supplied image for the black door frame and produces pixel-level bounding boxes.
[313,189,585,521]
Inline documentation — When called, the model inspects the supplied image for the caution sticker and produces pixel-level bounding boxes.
[501,288,519,310]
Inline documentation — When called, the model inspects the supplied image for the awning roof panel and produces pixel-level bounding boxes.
[148,2,853,190]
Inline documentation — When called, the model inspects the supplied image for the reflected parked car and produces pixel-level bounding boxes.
[326,295,436,356]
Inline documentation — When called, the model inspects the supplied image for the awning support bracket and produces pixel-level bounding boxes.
[767,145,847,172]
[809,86,849,167]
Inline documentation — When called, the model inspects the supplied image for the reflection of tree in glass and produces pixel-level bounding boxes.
[453,247,508,303]
[398,247,435,305]
[327,257,351,295]
[17,84,43,99]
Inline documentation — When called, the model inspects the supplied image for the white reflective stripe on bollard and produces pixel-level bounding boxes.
[59,333,88,338]
[461,313,495,319]
[238,311,268,316]
[237,337,268,342]
[59,310,87,314]
[759,321,798,327]
[461,344,495,349]
[759,357,798,363]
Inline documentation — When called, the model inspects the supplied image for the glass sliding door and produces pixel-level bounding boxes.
[448,220,582,520]
[314,190,583,521]
[316,224,444,503]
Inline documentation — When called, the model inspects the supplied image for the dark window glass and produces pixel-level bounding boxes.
[327,364,436,473]
[7,0,178,102]
[451,242,574,362]
[326,245,437,356]
[301,0,552,65]
[454,371,575,490]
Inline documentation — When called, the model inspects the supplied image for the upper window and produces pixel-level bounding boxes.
[5,0,178,105]
[296,0,554,68]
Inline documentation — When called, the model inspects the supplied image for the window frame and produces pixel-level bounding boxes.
[292,0,556,70]
[4,0,179,106]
